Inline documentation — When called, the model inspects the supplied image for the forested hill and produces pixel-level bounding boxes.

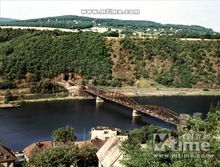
[0,28,112,82]
[0,15,219,38]
[109,37,220,88]
[0,17,18,22]
[0,28,220,89]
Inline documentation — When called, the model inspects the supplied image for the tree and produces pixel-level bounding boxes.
[104,30,119,37]
[0,80,16,89]
[121,143,160,167]
[5,47,14,55]
[52,126,76,143]
[4,89,13,103]
[29,126,98,167]
[77,146,98,167]
[109,78,121,87]
[120,105,220,167]
[29,145,78,167]
[0,29,112,85]
[30,80,68,94]
[205,102,220,133]
[126,78,135,86]
[29,145,99,167]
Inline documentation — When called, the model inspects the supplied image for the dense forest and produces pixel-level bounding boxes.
[0,15,220,38]
[0,28,112,87]
[0,28,220,90]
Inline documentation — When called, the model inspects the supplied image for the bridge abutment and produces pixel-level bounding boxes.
[96,96,104,103]
[132,110,141,117]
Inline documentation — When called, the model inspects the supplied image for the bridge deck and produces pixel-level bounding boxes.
[85,86,180,125]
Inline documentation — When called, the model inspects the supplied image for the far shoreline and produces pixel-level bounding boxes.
[1,87,220,108]
[110,87,220,97]
[21,87,220,103]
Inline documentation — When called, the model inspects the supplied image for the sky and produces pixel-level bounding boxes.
[0,0,220,32]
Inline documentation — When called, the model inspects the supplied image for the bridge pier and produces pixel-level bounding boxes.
[85,84,179,125]
[132,110,141,117]
[96,96,104,103]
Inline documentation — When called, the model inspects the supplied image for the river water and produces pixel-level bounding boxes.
[0,96,219,151]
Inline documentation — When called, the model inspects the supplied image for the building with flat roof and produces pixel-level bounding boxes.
[91,126,128,141]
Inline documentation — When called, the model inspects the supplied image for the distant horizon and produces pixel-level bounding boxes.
[0,14,218,33]
[1,1,220,32]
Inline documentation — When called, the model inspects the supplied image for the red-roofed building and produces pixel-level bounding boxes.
[23,141,53,161]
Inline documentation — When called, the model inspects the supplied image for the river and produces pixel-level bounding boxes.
[0,95,219,151]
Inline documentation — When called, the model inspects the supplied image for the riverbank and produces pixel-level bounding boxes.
[22,95,94,103]
[1,87,220,108]
[21,88,220,104]
[0,95,94,108]
[0,103,21,109]
[109,87,220,97]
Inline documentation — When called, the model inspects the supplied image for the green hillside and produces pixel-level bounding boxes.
[110,37,220,88]
[0,28,112,83]
[0,28,219,89]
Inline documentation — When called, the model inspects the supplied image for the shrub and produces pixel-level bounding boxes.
[4,89,13,103]
[29,145,78,167]
[126,78,135,86]
[30,80,68,94]
[0,80,16,89]
[110,78,122,87]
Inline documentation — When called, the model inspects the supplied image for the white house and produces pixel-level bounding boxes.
[90,126,128,141]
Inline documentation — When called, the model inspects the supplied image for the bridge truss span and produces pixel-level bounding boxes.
[85,85,180,125]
